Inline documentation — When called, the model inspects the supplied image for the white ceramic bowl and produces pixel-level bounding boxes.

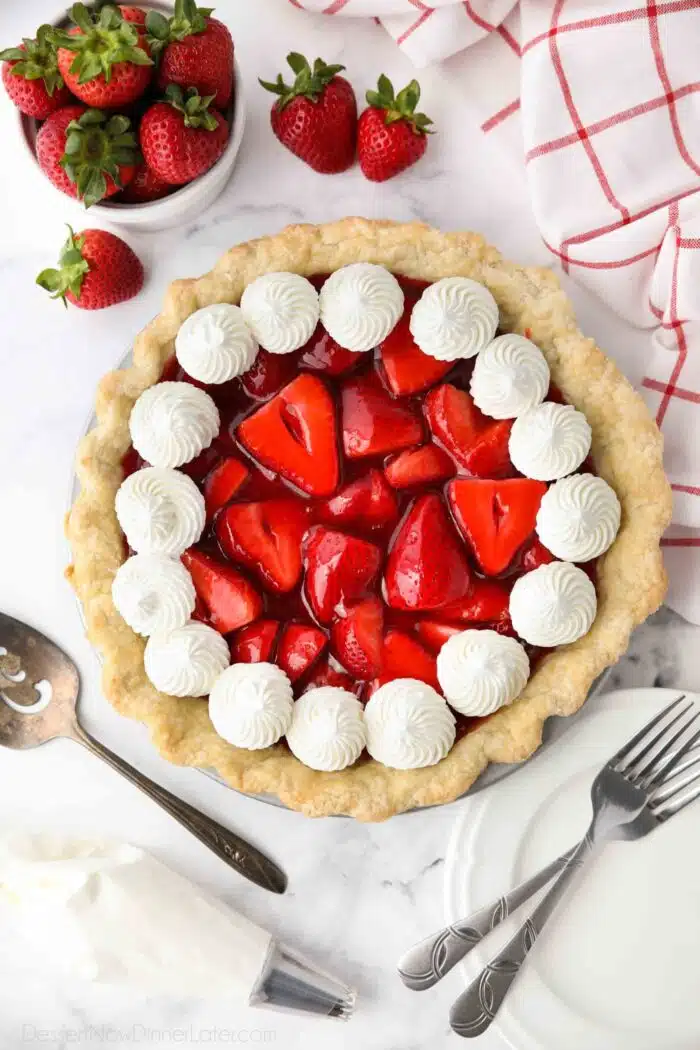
[15,2,245,232]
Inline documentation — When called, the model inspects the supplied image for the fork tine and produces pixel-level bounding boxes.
[653,771,700,822]
[643,724,700,790]
[617,702,694,778]
[631,710,700,785]
[612,695,686,765]
[651,750,700,804]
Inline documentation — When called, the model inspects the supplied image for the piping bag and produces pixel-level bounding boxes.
[0,834,354,1020]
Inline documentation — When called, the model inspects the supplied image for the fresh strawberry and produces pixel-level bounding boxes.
[54,3,153,109]
[147,0,234,109]
[379,309,451,395]
[358,75,433,183]
[303,527,382,624]
[278,623,327,682]
[320,469,399,531]
[341,370,424,460]
[260,52,356,174]
[381,629,438,690]
[385,493,471,611]
[240,348,299,400]
[437,578,511,625]
[139,84,228,185]
[448,478,547,575]
[36,226,143,310]
[415,620,464,654]
[331,598,383,679]
[119,162,172,203]
[182,548,262,634]
[216,498,310,593]
[520,537,556,572]
[237,374,339,497]
[384,444,455,490]
[0,27,71,119]
[36,106,138,208]
[229,619,280,664]
[203,456,249,520]
[120,7,148,25]
[300,329,361,376]
[425,384,514,478]
[302,656,359,696]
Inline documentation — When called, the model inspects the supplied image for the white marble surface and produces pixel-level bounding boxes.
[0,2,697,1048]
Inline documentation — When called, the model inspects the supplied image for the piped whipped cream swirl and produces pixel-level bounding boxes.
[536,473,621,562]
[240,272,320,354]
[129,382,219,469]
[409,277,499,362]
[286,687,366,771]
[509,401,592,481]
[144,620,230,697]
[365,679,456,770]
[111,553,195,637]
[509,562,597,647]
[470,334,550,419]
[115,467,205,556]
[175,304,258,383]
[319,263,404,352]
[437,629,530,716]
[208,663,293,750]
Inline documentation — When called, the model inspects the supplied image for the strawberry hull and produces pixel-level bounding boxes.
[120,273,598,738]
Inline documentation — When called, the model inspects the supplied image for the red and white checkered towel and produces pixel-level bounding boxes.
[290,0,700,623]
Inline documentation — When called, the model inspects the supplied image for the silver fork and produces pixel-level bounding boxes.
[412,695,700,1037]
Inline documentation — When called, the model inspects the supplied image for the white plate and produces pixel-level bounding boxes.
[444,687,700,1050]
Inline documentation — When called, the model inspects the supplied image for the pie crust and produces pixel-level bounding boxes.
[65,219,672,821]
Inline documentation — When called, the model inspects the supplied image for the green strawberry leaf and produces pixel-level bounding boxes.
[259,51,346,109]
[36,226,90,306]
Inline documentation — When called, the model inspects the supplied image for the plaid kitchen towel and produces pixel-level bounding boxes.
[289,0,700,623]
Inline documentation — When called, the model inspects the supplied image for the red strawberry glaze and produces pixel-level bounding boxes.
[121,275,599,740]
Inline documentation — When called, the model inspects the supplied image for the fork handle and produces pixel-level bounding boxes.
[67,720,287,895]
[449,829,595,1038]
[398,846,574,991]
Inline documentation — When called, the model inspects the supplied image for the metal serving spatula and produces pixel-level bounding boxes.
[0,611,286,894]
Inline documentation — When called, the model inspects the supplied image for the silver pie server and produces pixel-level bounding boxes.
[0,611,287,895]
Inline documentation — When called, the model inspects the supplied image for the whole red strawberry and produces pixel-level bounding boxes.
[139,84,228,185]
[260,52,356,174]
[36,105,138,207]
[36,226,144,310]
[358,75,433,182]
[119,162,172,203]
[0,25,72,119]
[54,2,153,110]
[119,6,147,24]
[146,0,233,110]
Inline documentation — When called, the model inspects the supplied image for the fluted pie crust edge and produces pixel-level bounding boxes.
[65,219,672,821]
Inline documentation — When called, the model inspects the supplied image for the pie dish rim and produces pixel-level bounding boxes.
[65,217,672,821]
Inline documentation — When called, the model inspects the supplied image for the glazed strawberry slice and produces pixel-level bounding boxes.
[278,623,328,682]
[238,374,339,496]
[437,578,511,624]
[300,329,363,375]
[240,349,299,400]
[415,620,464,654]
[331,597,383,679]
[448,478,547,575]
[425,384,514,478]
[520,537,556,572]
[384,444,455,490]
[182,549,262,634]
[216,498,310,593]
[381,629,439,689]
[385,493,471,611]
[229,620,280,664]
[341,370,423,460]
[204,457,249,521]
[379,311,452,395]
[320,468,399,530]
[302,656,361,696]
[304,526,382,624]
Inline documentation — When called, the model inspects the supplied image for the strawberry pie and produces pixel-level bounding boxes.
[67,220,671,820]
